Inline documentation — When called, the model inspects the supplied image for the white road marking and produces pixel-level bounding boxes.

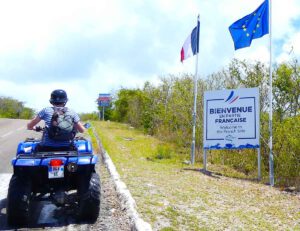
[0,131,13,139]
[0,174,12,200]
[0,126,25,139]
[66,225,89,231]
[17,126,26,131]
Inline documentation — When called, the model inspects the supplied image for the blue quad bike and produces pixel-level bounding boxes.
[6,128,101,226]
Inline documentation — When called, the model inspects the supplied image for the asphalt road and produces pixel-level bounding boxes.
[0,118,41,173]
[0,118,131,231]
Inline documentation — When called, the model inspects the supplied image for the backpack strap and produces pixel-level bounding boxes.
[52,106,68,115]
[51,107,59,122]
[51,106,59,115]
[62,107,68,113]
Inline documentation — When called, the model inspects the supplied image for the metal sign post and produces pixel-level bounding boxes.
[257,148,261,180]
[102,106,105,121]
[203,149,207,171]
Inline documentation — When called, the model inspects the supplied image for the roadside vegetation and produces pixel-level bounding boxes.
[92,121,300,230]
[0,96,34,119]
[98,58,300,190]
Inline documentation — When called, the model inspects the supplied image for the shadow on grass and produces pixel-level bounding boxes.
[182,167,264,183]
[182,168,221,179]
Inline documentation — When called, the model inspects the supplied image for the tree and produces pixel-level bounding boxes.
[273,60,300,120]
[0,96,34,119]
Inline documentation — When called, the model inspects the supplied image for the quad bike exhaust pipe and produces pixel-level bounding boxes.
[67,162,78,173]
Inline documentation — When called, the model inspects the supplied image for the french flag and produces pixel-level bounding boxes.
[180,20,200,62]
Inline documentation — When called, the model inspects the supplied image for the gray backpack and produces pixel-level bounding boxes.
[48,107,75,141]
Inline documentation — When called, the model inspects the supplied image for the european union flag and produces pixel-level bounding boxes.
[229,0,269,50]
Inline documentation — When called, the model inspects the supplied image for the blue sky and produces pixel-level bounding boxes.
[0,0,299,113]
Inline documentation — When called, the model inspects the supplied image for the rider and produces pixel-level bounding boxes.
[27,89,85,151]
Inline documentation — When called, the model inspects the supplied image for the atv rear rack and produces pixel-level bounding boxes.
[17,151,94,159]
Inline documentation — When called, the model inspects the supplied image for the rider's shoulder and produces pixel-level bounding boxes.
[38,107,53,114]
[44,107,55,113]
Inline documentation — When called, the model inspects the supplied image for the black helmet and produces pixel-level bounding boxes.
[50,89,68,105]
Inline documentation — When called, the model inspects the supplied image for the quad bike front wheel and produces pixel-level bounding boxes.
[6,174,32,226]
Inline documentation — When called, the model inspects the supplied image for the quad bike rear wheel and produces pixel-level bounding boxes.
[77,172,101,221]
[7,174,31,226]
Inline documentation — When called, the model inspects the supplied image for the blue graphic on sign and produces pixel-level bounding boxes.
[225,90,240,104]
[205,143,259,150]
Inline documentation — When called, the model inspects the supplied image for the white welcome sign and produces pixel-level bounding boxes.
[203,87,259,150]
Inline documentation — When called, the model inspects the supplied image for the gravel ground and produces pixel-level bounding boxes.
[91,155,132,231]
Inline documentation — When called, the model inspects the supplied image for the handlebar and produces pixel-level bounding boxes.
[34,126,44,132]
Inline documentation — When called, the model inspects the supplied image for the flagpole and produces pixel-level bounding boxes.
[268,0,274,186]
[191,15,200,165]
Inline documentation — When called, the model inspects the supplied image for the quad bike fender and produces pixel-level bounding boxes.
[12,155,98,166]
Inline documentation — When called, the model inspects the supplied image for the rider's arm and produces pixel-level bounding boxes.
[75,121,86,133]
[27,116,42,130]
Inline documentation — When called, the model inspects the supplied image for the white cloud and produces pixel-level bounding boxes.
[0,0,300,113]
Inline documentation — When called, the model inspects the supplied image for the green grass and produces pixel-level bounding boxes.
[86,126,100,153]
[91,121,300,231]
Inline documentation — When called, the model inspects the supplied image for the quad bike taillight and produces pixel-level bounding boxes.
[49,159,63,166]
